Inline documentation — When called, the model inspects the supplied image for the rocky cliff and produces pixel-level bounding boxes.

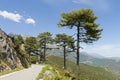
[0,29,29,72]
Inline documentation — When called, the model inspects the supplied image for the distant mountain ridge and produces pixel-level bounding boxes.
[46,44,120,74]
[8,33,31,40]
[109,57,120,61]
[82,52,105,59]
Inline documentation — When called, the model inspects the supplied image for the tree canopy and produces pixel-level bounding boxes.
[37,32,52,43]
[14,35,24,45]
[55,33,75,49]
[58,8,103,43]
[24,37,38,55]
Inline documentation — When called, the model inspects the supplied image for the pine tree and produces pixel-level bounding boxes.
[37,32,52,61]
[58,8,103,77]
[55,33,75,70]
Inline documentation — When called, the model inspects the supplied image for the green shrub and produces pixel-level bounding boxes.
[30,56,38,64]
[0,66,24,76]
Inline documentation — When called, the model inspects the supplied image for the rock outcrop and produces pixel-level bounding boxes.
[0,29,29,72]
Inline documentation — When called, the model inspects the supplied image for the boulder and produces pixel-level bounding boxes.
[43,70,54,80]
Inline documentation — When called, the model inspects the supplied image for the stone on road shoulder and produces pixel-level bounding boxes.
[0,64,44,80]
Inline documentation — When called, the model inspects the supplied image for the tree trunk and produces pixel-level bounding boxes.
[63,43,66,70]
[76,25,80,77]
[43,38,46,61]
[26,48,31,64]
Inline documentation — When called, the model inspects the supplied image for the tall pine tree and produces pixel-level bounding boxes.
[58,8,103,77]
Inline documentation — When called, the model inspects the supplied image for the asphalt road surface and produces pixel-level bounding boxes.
[0,64,44,80]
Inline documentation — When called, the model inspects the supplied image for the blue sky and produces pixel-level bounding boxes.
[0,0,120,57]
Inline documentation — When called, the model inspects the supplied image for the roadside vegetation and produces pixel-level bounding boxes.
[36,55,118,80]
[0,66,24,76]
[36,64,85,80]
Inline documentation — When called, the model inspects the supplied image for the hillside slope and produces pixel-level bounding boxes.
[79,52,120,74]
[46,46,120,75]
[46,55,118,80]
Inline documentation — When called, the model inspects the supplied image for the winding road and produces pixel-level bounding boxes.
[0,64,44,80]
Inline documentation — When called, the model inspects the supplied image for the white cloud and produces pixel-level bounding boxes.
[82,44,120,57]
[0,10,22,22]
[25,18,35,25]
[72,0,109,10]
[0,10,35,25]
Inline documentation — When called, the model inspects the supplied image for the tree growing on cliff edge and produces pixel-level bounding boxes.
[14,35,24,45]
[58,8,103,77]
